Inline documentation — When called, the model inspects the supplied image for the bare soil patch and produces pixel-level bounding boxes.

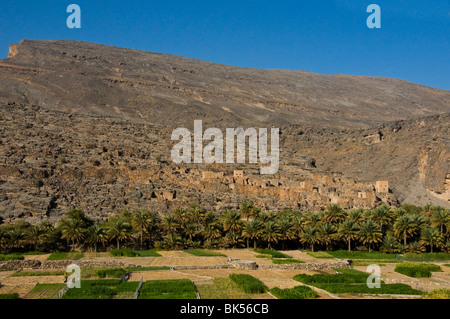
[23,254,51,261]
[0,283,35,297]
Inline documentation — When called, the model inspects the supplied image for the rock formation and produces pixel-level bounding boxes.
[0,40,448,223]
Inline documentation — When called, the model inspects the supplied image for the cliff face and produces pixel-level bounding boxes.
[7,44,19,58]
[282,114,450,208]
[0,40,449,223]
[419,144,450,201]
[0,102,401,224]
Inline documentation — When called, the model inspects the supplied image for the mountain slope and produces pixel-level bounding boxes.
[0,39,448,222]
[1,39,449,129]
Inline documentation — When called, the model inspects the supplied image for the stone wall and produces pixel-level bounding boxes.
[233,260,258,270]
[0,260,41,270]
[0,259,141,270]
[172,264,234,270]
[0,259,352,271]
[258,260,351,270]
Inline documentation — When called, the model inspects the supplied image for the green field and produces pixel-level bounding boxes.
[11,270,66,277]
[109,248,162,257]
[399,253,450,262]
[307,251,333,259]
[47,252,84,260]
[137,249,163,257]
[197,278,251,299]
[0,293,19,299]
[76,266,170,279]
[270,286,318,299]
[309,282,422,295]
[138,279,197,299]
[25,283,66,299]
[349,259,396,266]
[253,249,292,259]
[294,268,422,295]
[0,254,24,261]
[183,249,226,257]
[95,268,127,279]
[229,274,268,294]
[394,262,442,278]
[425,289,450,299]
[62,279,139,299]
[327,250,397,260]
[295,268,370,284]
[126,266,171,272]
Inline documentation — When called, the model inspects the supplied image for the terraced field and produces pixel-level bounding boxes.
[1,249,449,299]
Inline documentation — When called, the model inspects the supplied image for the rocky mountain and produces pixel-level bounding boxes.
[2,40,449,129]
[0,40,448,223]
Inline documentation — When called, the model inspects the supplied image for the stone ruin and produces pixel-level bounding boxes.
[375,181,389,193]
[194,167,396,212]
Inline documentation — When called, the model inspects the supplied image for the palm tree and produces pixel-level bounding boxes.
[162,234,183,250]
[278,209,297,221]
[107,219,132,249]
[40,221,55,233]
[6,228,25,252]
[408,241,425,254]
[301,226,320,252]
[0,227,7,253]
[39,221,60,252]
[262,221,281,249]
[87,224,108,252]
[183,222,199,241]
[65,209,92,225]
[358,220,383,252]
[144,220,161,249]
[347,209,364,225]
[291,214,305,241]
[421,228,442,253]
[221,210,243,236]
[394,215,416,246]
[431,209,449,236]
[380,236,401,254]
[259,212,277,224]
[132,210,154,249]
[319,223,336,251]
[442,241,450,253]
[242,220,263,249]
[393,207,407,219]
[25,225,43,251]
[60,218,87,251]
[204,211,219,225]
[371,204,393,231]
[324,204,346,223]
[240,201,260,221]
[304,212,322,227]
[409,214,430,237]
[278,218,294,250]
[338,220,358,252]
[223,232,243,248]
[161,215,179,236]
[118,209,133,224]
[189,205,206,224]
[202,222,222,248]
[174,207,189,226]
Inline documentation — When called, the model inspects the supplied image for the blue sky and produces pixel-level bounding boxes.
[0,0,449,90]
